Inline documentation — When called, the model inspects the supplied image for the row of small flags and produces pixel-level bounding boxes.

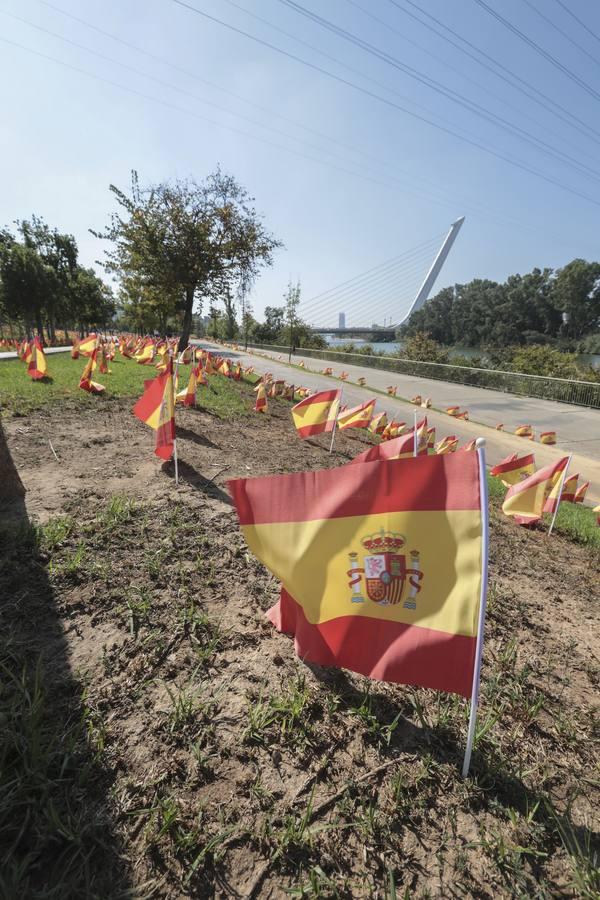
[2,334,572,450]
[11,335,598,531]
[490,452,589,528]
[253,352,567,445]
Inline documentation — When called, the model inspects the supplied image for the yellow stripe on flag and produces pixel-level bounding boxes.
[241,509,481,637]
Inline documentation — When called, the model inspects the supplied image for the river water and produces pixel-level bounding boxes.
[324,337,600,371]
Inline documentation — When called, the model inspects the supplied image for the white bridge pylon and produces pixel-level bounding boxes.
[396,216,465,326]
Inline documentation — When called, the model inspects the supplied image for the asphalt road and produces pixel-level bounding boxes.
[197,339,600,507]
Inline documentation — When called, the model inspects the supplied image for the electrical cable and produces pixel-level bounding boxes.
[170,0,600,208]
[275,0,600,183]
[472,0,600,104]
[387,0,600,148]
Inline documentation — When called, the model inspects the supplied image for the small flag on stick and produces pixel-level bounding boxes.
[132,358,176,461]
[291,389,341,439]
[27,336,48,380]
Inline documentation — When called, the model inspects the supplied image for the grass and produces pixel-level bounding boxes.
[0,352,251,419]
[487,473,600,551]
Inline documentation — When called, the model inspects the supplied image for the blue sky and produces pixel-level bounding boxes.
[1,0,600,326]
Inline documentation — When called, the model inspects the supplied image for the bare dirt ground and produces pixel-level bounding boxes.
[1,384,599,899]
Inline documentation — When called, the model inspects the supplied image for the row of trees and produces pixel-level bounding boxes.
[0,217,114,340]
[400,260,600,348]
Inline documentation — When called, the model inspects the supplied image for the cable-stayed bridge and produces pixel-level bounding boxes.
[300,217,464,337]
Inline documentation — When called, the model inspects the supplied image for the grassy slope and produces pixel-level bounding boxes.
[0,353,249,420]
[0,375,598,896]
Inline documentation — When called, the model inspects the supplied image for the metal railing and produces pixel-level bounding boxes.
[245,343,600,409]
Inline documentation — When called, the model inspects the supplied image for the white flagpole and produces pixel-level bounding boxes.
[548,454,572,536]
[462,437,489,778]
[413,408,418,457]
[173,352,179,486]
[329,387,343,454]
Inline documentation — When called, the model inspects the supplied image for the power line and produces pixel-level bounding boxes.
[171,0,600,209]
[520,0,600,71]
[472,0,600,104]
[552,0,600,47]
[276,0,600,183]
[10,4,545,233]
[387,0,600,149]
[5,8,583,254]
[345,0,594,157]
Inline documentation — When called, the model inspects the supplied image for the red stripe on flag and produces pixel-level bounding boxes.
[229,451,480,525]
[269,590,476,697]
[295,420,336,438]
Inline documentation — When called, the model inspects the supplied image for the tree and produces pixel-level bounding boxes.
[551,259,600,338]
[93,169,282,351]
[0,217,113,339]
[282,279,301,351]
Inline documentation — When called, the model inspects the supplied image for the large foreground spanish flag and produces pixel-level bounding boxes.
[132,359,175,460]
[229,452,484,697]
[291,389,341,438]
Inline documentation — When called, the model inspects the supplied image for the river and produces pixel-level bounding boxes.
[324,337,600,371]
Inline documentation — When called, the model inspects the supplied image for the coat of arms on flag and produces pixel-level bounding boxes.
[347,531,423,608]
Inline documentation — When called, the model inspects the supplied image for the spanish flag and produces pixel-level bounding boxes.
[176,367,197,407]
[387,386,397,396]
[543,470,575,514]
[269,380,285,398]
[136,340,156,365]
[502,457,569,525]
[97,345,110,375]
[460,440,478,452]
[540,431,557,445]
[427,427,436,450]
[340,371,349,380]
[490,453,535,487]
[283,384,296,401]
[574,480,589,504]
[435,435,458,455]
[514,424,534,439]
[27,336,48,380]
[381,420,405,441]
[291,389,341,438]
[78,334,98,357]
[369,412,387,435]
[132,359,176,460]
[337,399,376,431]
[71,338,80,359]
[79,349,105,394]
[229,452,484,697]
[254,382,267,413]
[352,420,427,463]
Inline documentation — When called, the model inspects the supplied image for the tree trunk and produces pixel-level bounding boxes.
[178,286,195,353]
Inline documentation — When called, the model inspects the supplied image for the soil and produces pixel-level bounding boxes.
[2,385,599,899]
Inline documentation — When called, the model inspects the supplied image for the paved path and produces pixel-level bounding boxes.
[0,346,71,360]
[198,340,600,506]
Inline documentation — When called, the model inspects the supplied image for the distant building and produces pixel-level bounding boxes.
[338,312,346,329]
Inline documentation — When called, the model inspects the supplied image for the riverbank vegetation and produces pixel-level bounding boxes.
[399,259,600,350]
